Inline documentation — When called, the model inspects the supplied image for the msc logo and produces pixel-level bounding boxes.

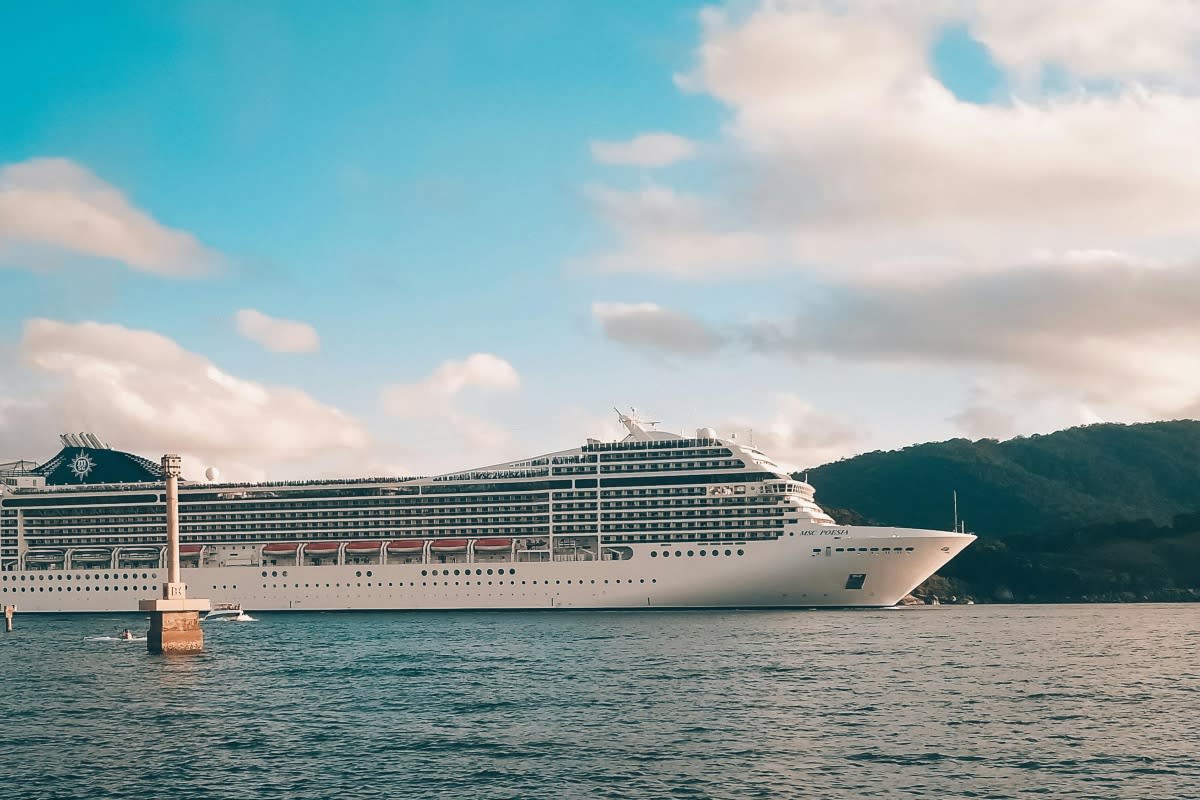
[69,451,96,481]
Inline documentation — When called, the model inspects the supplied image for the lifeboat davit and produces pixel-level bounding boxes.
[387,540,423,553]
[430,538,469,553]
[474,538,513,552]
[304,542,341,556]
[345,541,382,555]
[180,544,204,556]
[263,542,300,555]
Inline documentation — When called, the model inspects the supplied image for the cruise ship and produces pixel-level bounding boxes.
[0,413,975,612]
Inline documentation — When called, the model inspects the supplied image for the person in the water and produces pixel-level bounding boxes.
[120,629,133,640]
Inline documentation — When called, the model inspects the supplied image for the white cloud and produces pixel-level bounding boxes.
[581,183,772,278]
[722,393,863,470]
[972,0,1200,86]
[590,132,699,167]
[577,1,1200,441]
[0,158,219,277]
[16,319,368,480]
[950,379,1107,441]
[381,354,520,451]
[582,2,1200,284]
[592,302,723,355]
[744,252,1200,429]
[235,309,320,353]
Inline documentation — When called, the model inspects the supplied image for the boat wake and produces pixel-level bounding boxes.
[87,635,148,642]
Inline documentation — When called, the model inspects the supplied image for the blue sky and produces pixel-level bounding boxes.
[3,2,1199,479]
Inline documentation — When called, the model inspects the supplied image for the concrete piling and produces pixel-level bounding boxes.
[4,604,13,632]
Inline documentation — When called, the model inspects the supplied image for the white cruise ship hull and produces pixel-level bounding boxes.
[0,527,974,613]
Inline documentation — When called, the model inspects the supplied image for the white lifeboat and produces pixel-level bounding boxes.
[71,550,113,564]
[121,549,161,563]
[25,550,65,564]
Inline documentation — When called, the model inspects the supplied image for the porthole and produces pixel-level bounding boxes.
[737,549,744,556]
[687,550,694,557]
[651,551,658,558]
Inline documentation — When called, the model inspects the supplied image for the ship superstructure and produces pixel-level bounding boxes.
[0,413,975,611]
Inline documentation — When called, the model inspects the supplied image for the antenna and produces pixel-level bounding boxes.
[953,490,959,534]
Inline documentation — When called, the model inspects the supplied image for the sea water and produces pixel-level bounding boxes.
[1,605,1196,799]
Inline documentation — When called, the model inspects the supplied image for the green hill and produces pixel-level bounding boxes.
[802,420,1200,602]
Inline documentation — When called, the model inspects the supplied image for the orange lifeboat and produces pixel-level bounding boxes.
[263,542,299,555]
[304,542,340,557]
[387,540,424,553]
[474,538,512,552]
[180,544,204,555]
[430,538,469,553]
[345,541,382,555]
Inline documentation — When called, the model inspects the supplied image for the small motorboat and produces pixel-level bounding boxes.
[203,602,255,622]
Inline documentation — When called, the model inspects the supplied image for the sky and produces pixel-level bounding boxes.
[3,0,1200,481]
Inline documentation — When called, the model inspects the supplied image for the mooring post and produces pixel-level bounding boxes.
[138,454,209,654]
[4,604,13,632]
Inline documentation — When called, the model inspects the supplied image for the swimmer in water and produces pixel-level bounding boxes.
[120,628,133,640]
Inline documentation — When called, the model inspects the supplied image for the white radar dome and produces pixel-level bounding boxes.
[205,466,220,482]
[696,427,717,439]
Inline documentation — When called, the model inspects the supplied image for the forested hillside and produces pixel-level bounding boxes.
[803,421,1200,602]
